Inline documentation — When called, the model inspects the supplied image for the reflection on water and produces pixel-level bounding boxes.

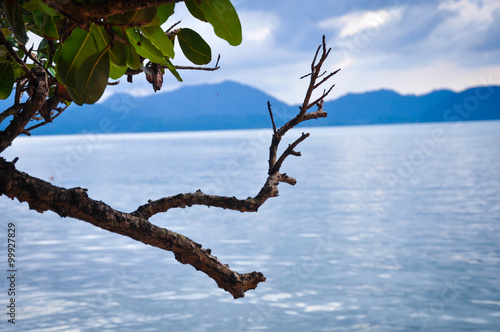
[1,121,500,331]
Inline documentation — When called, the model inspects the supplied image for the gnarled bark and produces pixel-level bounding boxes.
[0,36,338,297]
[0,157,265,298]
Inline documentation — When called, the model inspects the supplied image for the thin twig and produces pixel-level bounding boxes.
[19,44,43,67]
[126,54,221,79]
[267,101,277,135]
[314,68,340,90]
[270,133,310,175]
[307,84,335,110]
[25,104,69,133]
[165,20,181,34]
[175,55,221,71]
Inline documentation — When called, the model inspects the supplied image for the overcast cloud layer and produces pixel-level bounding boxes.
[105,0,500,104]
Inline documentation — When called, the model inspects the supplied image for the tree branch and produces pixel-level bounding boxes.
[270,133,310,175]
[42,0,187,27]
[0,36,337,298]
[0,104,22,125]
[0,67,49,153]
[126,55,221,79]
[0,157,265,299]
[267,36,338,177]
[267,101,277,135]
[133,37,337,219]
[25,101,69,133]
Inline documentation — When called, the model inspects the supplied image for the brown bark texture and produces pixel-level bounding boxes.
[0,36,338,298]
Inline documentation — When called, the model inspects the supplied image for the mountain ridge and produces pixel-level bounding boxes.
[2,81,498,135]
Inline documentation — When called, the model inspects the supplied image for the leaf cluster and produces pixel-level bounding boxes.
[0,0,242,105]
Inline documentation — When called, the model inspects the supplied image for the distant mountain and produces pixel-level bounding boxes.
[316,87,500,126]
[31,81,290,135]
[3,81,499,135]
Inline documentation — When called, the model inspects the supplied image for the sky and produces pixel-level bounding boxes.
[104,0,500,105]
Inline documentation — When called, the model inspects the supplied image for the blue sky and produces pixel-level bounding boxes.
[105,0,500,104]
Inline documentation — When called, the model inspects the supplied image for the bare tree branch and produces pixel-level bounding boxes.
[0,36,338,298]
[267,101,278,135]
[314,68,341,90]
[25,102,69,133]
[267,36,338,176]
[174,54,221,71]
[0,157,265,299]
[134,36,337,218]
[270,133,310,175]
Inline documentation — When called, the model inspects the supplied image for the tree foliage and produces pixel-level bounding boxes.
[0,0,241,105]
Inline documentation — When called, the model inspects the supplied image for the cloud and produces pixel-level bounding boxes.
[316,0,500,95]
[319,8,401,38]
[430,0,500,65]
[240,11,277,42]
[165,7,281,66]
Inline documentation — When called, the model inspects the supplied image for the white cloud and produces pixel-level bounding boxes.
[428,0,500,53]
[240,11,278,42]
[165,7,280,67]
[246,26,272,42]
[438,0,500,25]
[319,8,402,38]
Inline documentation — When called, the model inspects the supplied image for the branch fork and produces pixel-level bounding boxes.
[0,36,339,298]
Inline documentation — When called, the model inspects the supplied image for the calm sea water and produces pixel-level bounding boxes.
[1,121,499,331]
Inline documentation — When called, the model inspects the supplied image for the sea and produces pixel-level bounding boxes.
[0,121,499,331]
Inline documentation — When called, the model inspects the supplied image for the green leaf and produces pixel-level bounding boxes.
[57,27,97,89]
[126,28,167,65]
[156,3,175,25]
[109,62,127,80]
[164,58,182,82]
[177,28,211,65]
[11,62,25,80]
[22,0,59,17]
[32,10,59,40]
[194,0,242,46]
[108,27,127,67]
[2,0,29,44]
[37,38,54,62]
[108,7,157,25]
[73,49,110,105]
[0,62,15,99]
[90,24,110,51]
[125,42,140,70]
[140,26,174,58]
[109,41,127,67]
[57,24,109,94]
[185,1,207,22]
[145,3,176,26]
[0,45,9,62]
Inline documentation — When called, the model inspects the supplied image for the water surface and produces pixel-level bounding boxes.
[1,121,499,331]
